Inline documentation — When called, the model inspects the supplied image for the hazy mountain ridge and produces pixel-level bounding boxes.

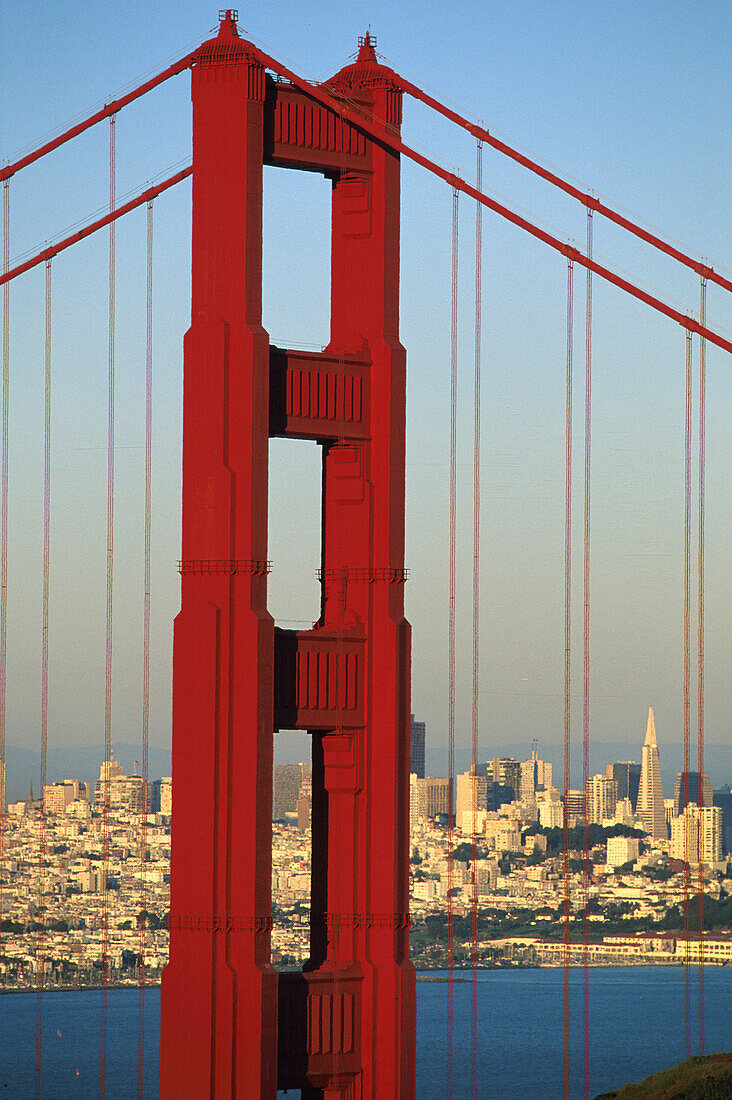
[4,739,730,808]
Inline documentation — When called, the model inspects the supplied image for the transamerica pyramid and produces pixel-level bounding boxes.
[637,706,666,839]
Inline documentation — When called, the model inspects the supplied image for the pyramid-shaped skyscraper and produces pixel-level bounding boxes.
[637,707,666,839]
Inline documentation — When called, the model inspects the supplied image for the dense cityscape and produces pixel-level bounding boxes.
[1,707,731,991]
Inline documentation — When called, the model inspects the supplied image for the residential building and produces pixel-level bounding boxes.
[586,775,618,824]
[606,836,640,870]
[456,769,487,828]
[670,804,723,865]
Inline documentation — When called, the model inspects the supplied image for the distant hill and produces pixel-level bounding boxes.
[594,1053,732,1099]
[4,743,172,805]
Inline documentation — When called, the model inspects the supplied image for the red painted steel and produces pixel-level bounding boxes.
[159,16,278,1096]
[160,17,415,1097]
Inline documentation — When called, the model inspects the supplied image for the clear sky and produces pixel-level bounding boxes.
[1,1,730,781]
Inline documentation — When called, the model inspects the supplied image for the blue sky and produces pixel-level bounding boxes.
[1,1,730,780]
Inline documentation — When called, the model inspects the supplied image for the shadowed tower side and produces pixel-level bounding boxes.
[637,707,666,839]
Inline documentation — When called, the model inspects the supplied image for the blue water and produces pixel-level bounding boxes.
[1,968,730,1098]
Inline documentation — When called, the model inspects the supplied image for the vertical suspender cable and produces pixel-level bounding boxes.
[34,259,52,1100]
[581,210,593,1100]
[0,178,8,953]
[563,257,574,1100]
[697,275,707,1056]
[0,180,9,948]
[470,139,482,1100]
[100,112,116,1100]
[683,326,692,1063]
[446,186,459,1100]
[137,199,153,1100]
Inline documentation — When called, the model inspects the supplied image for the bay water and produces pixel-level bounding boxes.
[1,967,730,1098]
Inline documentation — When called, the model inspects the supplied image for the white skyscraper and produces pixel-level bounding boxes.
[637,707,666,839]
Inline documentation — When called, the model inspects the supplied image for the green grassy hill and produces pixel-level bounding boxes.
[594,1054,732,1099]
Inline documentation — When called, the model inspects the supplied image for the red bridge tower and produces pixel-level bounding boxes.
[161,14,416,1098]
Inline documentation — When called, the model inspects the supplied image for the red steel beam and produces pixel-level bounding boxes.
[394,73,732,295]
[250,45,732,356]
[0,54,193,183]
[0,167,191,286]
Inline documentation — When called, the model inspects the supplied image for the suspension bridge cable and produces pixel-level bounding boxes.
[0,168,191,289]
[249,46,732,357]
[100,112,116,1100]
[470,138,482,1100]
[0,54,193,184]
[392,72,732,294]
[683,326,693,1063]
[137,198,154,1100]
[0,178,8,955]
[563,256,574,1100]
[697,274,707,1056]
[34,257,52,1100]
[446,185,459,1100]
[581,209,593,1100]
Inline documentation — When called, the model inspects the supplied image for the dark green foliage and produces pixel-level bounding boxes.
[593,1052,732,1099]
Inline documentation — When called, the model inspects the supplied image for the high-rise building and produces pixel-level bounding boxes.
[670,804,723,865]
[159,776,172,816]
[456,769,487,828]
[478,757,520,802]
[43,780,82,815]
[411,776,451,821]
[585,775,618,824]
[273,763,311,821]
[605,761,641,811]
[564,789,585,824]
[713,786,732,855]
[637,707,666,839]
[410,714,426,779]
[485,782,515,813]
[520,749,552,802]
[0,759,5,813]
[94,761,147,813]
[296,772,312,831]
[673,771,713,817]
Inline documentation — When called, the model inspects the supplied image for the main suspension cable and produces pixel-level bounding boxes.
[563,256,574,1100]
[392,71,732,294]
[0,54,193,184]
[251,44,731,354]
[446,185,459,1100]
[470,138,482,1100]
[100,112,116,1100]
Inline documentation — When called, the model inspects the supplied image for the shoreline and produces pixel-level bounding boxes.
[2,958,726,995]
